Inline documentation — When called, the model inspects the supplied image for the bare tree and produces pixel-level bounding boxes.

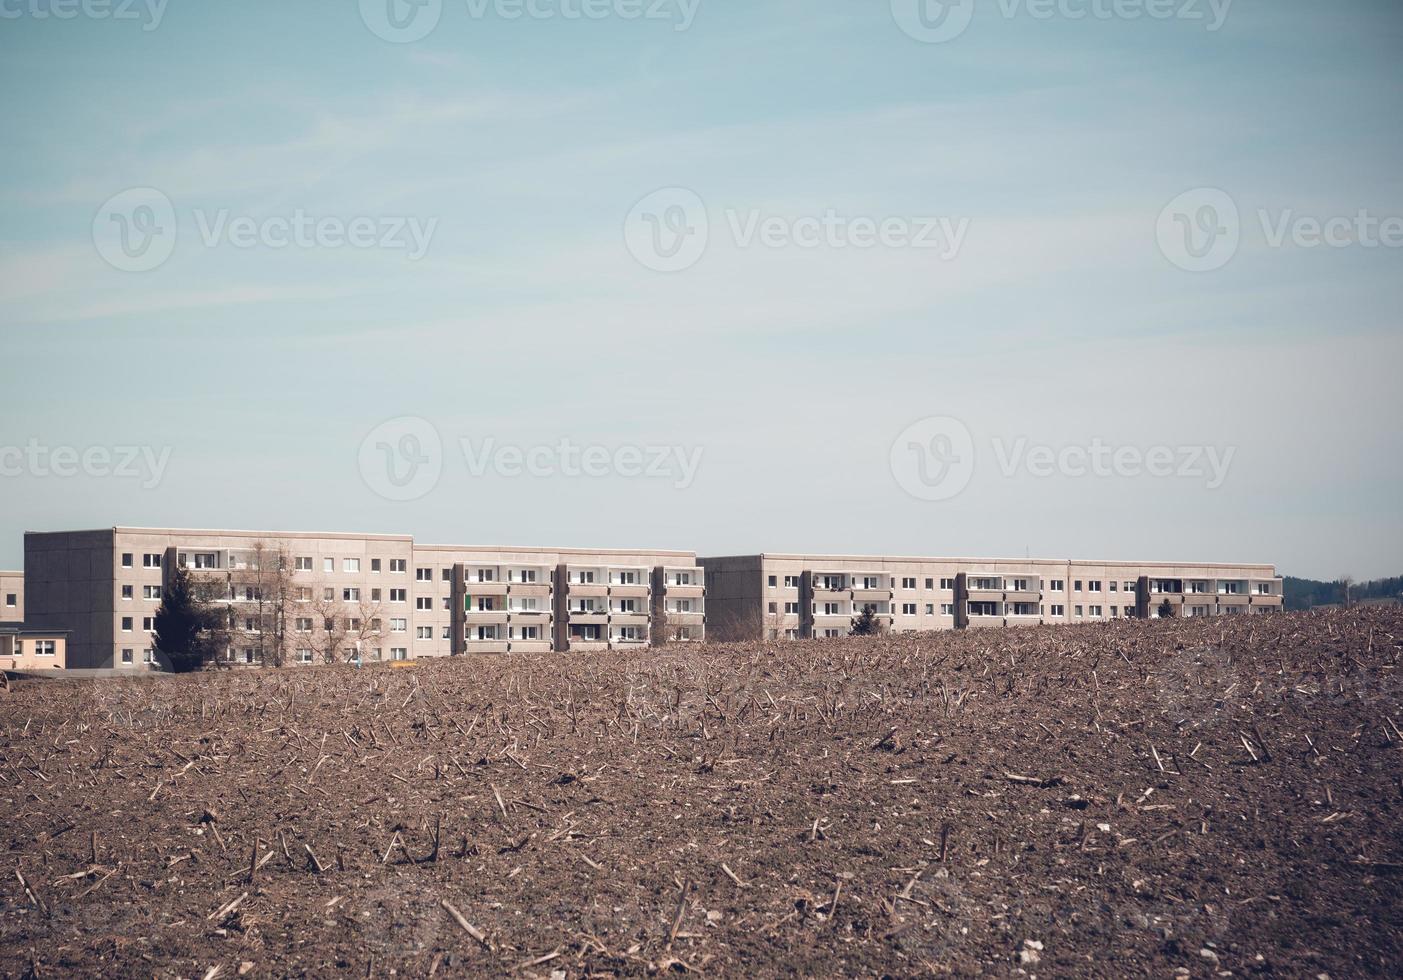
[1337,575,1355,609]
[343,597,386,663]
[227,541,295,667]
[309,595,350,665]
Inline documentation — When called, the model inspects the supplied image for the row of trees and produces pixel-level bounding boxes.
[152,542,385,673]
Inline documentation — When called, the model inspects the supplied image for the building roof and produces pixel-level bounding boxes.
[0,623,70,636]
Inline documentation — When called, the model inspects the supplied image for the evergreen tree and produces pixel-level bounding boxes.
[1157,598,1175,620]
[152,565,218,672]
[851,604,881,636]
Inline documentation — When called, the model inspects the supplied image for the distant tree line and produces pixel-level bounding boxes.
[1283,575,1403,612]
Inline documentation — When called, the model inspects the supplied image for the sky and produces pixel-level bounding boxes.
[1,0,1400,581]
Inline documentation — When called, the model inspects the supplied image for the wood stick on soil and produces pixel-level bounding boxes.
[720,862,748,888]
[15,868,49,916]
[667,878,691,949]
[441,900,493,951]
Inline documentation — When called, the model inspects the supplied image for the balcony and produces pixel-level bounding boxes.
[464,609,509,625]
[464,638,510,654]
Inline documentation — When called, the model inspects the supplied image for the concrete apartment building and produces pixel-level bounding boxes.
[0,571,22,623]
[22,528,704,669]
[701,554,1284,641]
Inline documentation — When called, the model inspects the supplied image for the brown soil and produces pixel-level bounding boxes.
[2,607,1400,978]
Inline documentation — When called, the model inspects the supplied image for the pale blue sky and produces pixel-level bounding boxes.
[1,0,1400,579]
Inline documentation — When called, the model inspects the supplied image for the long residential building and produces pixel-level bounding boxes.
[700,554,1283,641]
[0,570,22,623]
[22,528,704,669]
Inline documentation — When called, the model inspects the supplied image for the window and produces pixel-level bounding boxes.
[390,618,407,632]
[296,618,313,632]
[1050,604,1065,616]
[925,603,934,615]
[390,588,407,602]
[143,616,154,630]
[820,575,844,590]
[518,625,539,641]
[344,558,361,573]
[784,575,799,588]
[416,568,433,581]
[368,588,380,601]
[822,602,841,615]
[343,588,360,602]
[968,601,999,617]
[4,594,14,607]
[371,558,381,573]
[901,603,917,615]
[323,588,335,601]
[940,578,955,590]
[784,602,799,614]
[1124,581,1136,593]
[576,570,596,584]
[144,585,161,600]
[296,587,312,602]
[295,556,313,571]
[389,559,407,573]
[1110,606,1119,617]
[1074,605,1084,617]
[121,585,133,600]
[617,570,638,585]
[768,601,778,614]
[121,649,133,664]
[1089,605,1103,616]
[390,648,408,661]
[297,649,314,664]
[901,577,916,589]
[417,626,433,639]
[674,571,694,586]
[121,553,133,568]
[517,569,538,583]
[617,598,638,613]
[767,575,777,587]
[940,603,954,616]
[323,558,335,573]
[1109,581,1118,593]
[143,648,154,663]
[143,553,162,568]
[1088,580,1102,593]
[1074,580,1083,592]
[1012,578,1030,592]
[1049,579,1064,591]
[1255,583,1271,595]
[416,597,433,610]
[924,578,934,589]
[34,640,55,656]
[121,617,133,631]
